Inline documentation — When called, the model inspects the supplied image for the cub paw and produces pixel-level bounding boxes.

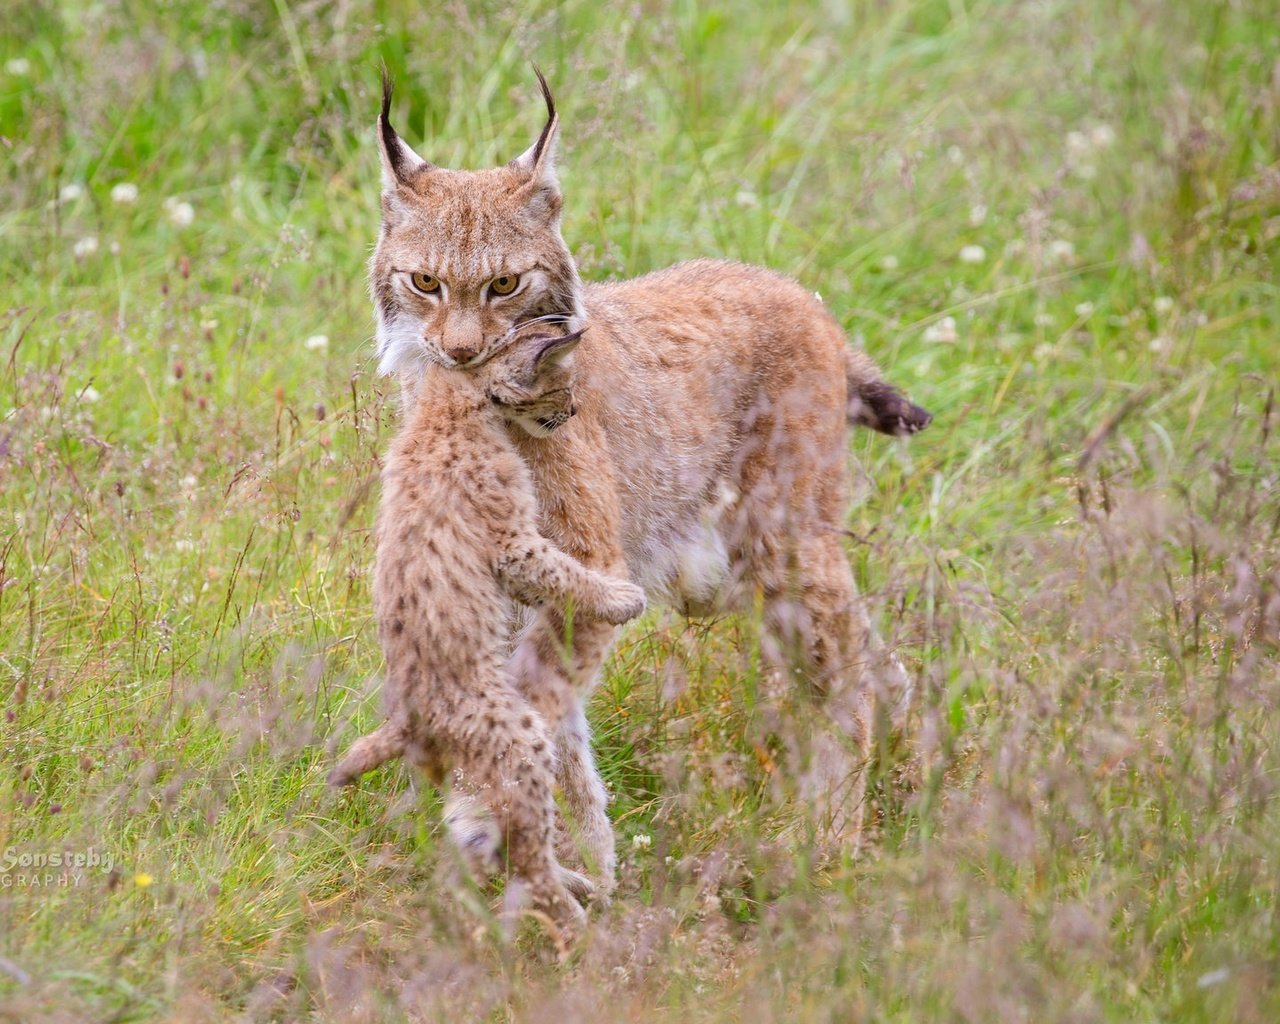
[443,794,502,877]
[599,580,646,625]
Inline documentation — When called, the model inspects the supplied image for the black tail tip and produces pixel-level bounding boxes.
[853,383,934,436]
[379,63,394,122]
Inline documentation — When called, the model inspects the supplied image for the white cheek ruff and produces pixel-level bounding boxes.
[376,311,449,375]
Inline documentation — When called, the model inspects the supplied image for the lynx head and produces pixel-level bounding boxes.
[369,69,585,377]
[479,325,582,438]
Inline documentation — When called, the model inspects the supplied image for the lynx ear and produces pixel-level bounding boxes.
[511,67,561,209]
[378,68,430,192]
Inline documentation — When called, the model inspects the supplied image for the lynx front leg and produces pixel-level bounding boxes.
[505,607,620,892]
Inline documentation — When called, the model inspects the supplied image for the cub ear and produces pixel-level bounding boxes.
[378,67,431,194]
[510,67,562,218]
[533,328,584,368]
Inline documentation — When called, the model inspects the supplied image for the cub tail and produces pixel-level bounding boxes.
[328,720,407,787]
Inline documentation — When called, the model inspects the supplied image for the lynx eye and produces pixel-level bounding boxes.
[409,272,440,295]
[489,274,519,296]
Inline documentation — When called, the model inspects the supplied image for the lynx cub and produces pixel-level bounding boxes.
[330,325,645,945]
[370,72,932,893]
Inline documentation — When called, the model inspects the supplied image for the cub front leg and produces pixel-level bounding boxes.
[496,535,646,625]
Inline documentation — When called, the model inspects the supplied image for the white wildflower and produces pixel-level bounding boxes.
[304,334,329,352]
[1065,130,1090,158]
[879,254,899,271]
[1149,336,1171,354]
[73,236,99,258]
[1074,301,1095,317]
[631,833,652,851]
[78,385,100,404]
[181,474,198,490]
[1089,124,1116,148]
[1153,296,1174,315]
[1048,239,1075,261]
[946,145,964,165]
[59,183,84,203]
[163,197,195,228]
[959,244,986,264]
[1034,312,1055,327]
[734,189,759,208]
[174,539,196,552]
[969,203,988,226]
[111,182,139,205]
[5,57,32,76]
[923,316,958,344]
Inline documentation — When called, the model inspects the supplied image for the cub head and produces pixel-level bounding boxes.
[369,69,585,377]
[480,326,583,438]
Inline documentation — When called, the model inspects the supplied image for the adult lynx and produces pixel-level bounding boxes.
[370,71,930,889]
[331,325,645,945]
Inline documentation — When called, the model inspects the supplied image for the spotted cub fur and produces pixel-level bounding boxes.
[329,326,645,947]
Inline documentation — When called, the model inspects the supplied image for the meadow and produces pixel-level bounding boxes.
[2,0,1278,1019]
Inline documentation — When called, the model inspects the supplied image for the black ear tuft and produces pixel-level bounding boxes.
[529,64,557,168]
[378,65,408,184]
[380,63,394,125]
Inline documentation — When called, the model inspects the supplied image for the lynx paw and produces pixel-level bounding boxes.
[598,580,646,625]
[556,864,597,906]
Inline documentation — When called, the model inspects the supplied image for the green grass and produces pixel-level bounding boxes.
[2,0,1278,1019]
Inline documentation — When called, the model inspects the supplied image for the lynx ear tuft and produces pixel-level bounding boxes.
[511,66,561,203]
[378,66,431,192]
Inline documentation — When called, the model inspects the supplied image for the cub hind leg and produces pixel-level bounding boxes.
[329,718,408,787]
[443,680,588,950]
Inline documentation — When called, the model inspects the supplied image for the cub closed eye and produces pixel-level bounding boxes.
[409,272,440,294]
[489,274,519,296]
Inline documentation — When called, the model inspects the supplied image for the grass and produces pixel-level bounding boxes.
[2,0,1278,1019]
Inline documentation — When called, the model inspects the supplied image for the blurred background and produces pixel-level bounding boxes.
[1,1,1277,1020]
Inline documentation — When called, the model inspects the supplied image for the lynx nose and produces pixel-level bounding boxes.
[444,345,479,364]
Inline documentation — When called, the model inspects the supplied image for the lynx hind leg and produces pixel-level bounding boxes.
[329,720,407,787]
[506,611,621,893]
[445,683,587,948]
[498,535,646,625]
[759,534,877,848]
